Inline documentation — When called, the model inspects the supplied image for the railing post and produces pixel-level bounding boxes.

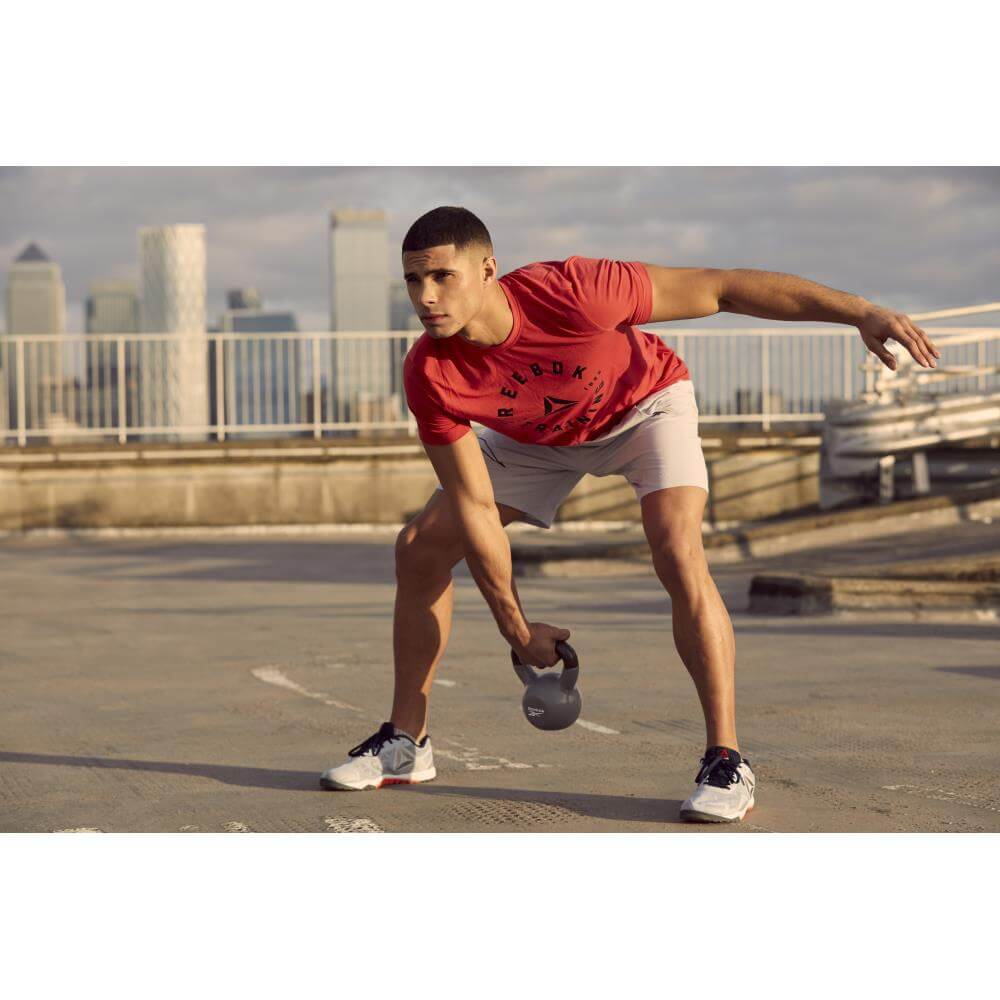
[312,336,322,439]
[116,336,127,444]
[214,335,226,442]
[978,337,986,393]
[15,338,26,447]
[761,333,771,432]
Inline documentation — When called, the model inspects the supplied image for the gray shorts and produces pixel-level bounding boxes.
[435,379,709,529]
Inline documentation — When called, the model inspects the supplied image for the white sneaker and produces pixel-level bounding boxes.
[320,722,436,791]
[679,746,756,823]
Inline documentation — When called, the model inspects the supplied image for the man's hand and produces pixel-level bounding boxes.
[510,621,571,669]
[858,306,941,371]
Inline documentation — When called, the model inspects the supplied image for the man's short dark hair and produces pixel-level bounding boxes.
[402,206,493,257]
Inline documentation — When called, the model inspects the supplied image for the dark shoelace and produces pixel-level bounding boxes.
[348,722,398,758]
[695,750,744,790]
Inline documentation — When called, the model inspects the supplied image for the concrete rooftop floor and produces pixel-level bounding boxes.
[2,523,998,833]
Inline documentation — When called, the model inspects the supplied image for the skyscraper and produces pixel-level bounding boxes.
[327,209,395,431]
[86,280,139,335]
[84,280,139,431]
[212,296,302,436]
[5,243,66,336]
[3,243,70,439]
[328,209,389,331]
[138,224,208,440]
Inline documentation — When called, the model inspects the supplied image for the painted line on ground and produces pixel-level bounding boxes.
[576,718,620,735]
[436,738,550,771]
[432,678,457,687]
[251,666,362,712]
[53,827,103,833]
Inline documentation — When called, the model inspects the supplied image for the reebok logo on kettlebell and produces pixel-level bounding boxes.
[511,641,582,731]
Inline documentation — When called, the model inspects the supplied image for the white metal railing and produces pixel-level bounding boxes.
[0,316,997,446]
[864,327,1000,403]
[0,331,421,447]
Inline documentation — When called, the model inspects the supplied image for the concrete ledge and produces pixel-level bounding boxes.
[0,429,821,464]
[0,441,426,469]
[748,569,1000,616]
[0,433,824,530]
[511,479,1000,577]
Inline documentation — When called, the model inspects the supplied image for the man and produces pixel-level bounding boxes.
[320,205,940,822]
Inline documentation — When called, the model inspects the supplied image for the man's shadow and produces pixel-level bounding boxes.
[394,783,684,824]
[0,750,311,791]
[0,751,683,824]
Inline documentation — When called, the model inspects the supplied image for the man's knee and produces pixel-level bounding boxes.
[395,518,461,583]
[650,533,709,595]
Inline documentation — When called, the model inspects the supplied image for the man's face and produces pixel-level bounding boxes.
[401,243,490,339]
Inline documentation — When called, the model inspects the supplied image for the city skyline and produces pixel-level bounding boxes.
[1,167,998,336]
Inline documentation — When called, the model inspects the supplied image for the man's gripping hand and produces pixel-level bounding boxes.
[510,622,572,670]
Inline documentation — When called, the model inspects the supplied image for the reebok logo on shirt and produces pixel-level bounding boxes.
[494,360,607,434]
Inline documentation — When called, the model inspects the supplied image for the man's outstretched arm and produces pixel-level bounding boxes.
[640,264,941,371]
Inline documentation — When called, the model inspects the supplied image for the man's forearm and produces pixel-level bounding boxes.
[455,502,530,645]
[720,269,873,326]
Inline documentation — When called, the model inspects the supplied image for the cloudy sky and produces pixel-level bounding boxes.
[1,166,997,333]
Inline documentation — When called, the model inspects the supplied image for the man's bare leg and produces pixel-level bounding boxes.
[640,486,738,751]
[390,492,526,740]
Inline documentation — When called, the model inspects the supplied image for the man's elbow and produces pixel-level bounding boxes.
[714,268,744,314]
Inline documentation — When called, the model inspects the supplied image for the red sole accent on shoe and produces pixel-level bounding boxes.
[378,778,414,787]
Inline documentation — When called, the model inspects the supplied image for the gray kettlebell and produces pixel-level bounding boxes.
[511,640,581,731]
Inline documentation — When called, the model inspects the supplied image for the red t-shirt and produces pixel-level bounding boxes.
[403,256,690,446]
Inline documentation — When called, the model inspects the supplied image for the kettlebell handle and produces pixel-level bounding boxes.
[511,639,579,692]
[555,640,579,692]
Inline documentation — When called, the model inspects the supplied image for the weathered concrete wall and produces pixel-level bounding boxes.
[0,442,821,531]
[0,458,439,530]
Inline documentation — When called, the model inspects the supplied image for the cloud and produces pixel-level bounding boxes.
[2,166,998,333]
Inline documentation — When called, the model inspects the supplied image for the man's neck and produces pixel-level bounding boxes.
[456,281,513,349]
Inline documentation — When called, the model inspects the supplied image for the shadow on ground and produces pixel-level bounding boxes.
[0,751,685,824]
[933,665,1000,680]
[377,783,685,824]
[0,751,316,791]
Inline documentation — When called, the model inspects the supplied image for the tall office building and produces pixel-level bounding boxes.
[327,209,394,431]
[84,280,139,431]
[138,224,208,439]
[328,209,389,331]
[218,307,297,334]
[211,298,302,436]
[3,243,70,438]
[5,243,67,336]
[86,280,139,335]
